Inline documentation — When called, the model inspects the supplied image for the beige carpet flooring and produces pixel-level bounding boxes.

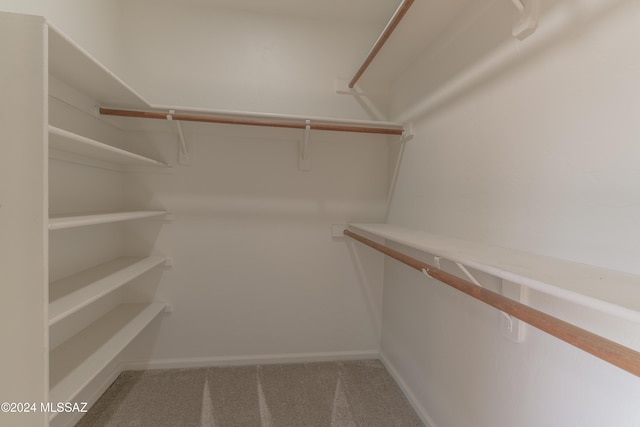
[76,360,424,426]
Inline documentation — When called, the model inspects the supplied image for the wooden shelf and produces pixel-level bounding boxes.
[49,303,165,411]
[48,23,150,108]
[49,256,167,326]
[49,126,168,167]
[349,223,640,323]
[49,211,168,230]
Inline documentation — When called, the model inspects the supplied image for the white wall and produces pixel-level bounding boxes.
[122,122,387,366]
[384,0,640,426]
[44,0,124,75]
[0,0,42,15]
[113,0,391,365]
[0,0,124,76]
[119,0,386,117]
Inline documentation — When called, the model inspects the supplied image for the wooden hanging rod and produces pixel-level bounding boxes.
[344,229,640,377]
[348,0,415,88]
[99,108,405,136]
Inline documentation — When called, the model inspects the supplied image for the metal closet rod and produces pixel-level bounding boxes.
[99,108,405,136]
[348,0,415,88]
[344,229,640,378]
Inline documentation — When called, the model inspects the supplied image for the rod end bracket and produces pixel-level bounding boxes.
[512,0,540,40]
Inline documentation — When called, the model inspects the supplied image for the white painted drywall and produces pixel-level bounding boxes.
[82,0,394,365]
[119,0,388,118]
[44,0,124,76]
[383,0,640,426]
[0,0,125,77]
[121,122,388,365]
[0,0,42,15]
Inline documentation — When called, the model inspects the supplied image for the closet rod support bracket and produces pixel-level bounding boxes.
[512,0,540,40]
[331,224,348,238]
[399,122,414,143]
[501,280,527,342]
[427,258,518,342]
[168,110,192,165]
[299,119,311,171]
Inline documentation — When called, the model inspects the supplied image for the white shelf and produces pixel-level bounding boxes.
[49,211,168,230]
[49,126,168,167]
[49,303,165,412]
[49,256,167,326]
[349,223,640,324]
[48,23,150,108]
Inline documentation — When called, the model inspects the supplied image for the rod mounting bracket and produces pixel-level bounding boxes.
[299,119,311,171]
[399,122,414,143]
[168,109,192,165]
[512,0,540,40]
[501,279,527,342]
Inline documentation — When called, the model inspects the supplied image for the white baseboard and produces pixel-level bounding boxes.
[122,350,380,371]
[380,352,438,427]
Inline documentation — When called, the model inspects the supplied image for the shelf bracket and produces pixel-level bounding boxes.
[453,262,514,334]
[425,257,516,340]
[511,0,540,40]
[501,280,527,342]
[168,110,192,165]
[299,119,311,171]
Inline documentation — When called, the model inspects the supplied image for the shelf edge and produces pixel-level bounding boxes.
[49,256,167,326]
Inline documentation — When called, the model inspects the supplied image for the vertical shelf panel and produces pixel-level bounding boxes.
[0,13,48,425]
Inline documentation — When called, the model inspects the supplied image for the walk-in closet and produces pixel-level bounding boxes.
[1,0,640,426]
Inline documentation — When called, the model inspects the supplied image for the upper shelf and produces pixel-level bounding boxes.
[47,23,150,108]
[348,223,640,324]
[49,211,168,230]
[49,126,168,167]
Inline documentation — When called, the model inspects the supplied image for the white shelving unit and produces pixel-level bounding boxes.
[45,22,171,427]
[49,303,166,420]
[349,223,640,324]
[49,211,168,231]
[49,256,168,325]
[49,126,168,167]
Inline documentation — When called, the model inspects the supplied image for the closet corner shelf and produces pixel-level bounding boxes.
[49,126,168,167]
[47,23,150,108]
[348,223,640,324]
[49,303,165,414]
[49,211,169,230]
[49,256,168,326]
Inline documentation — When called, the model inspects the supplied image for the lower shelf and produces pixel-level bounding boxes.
[49,256,167,326]
[49,302,165,418]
